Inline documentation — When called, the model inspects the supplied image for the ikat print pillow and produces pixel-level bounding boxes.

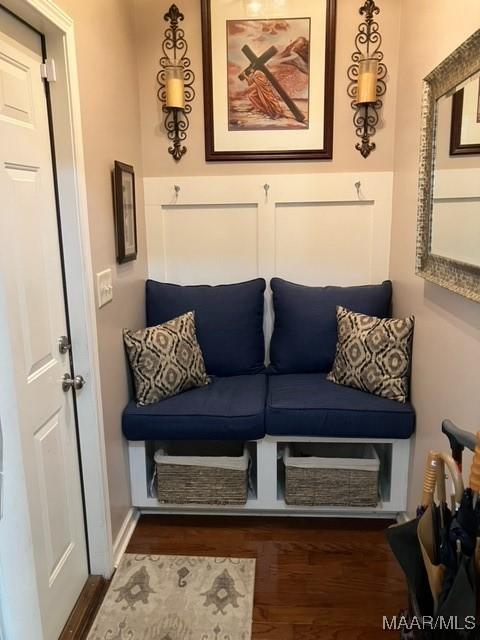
[123,311,209,406]
[327,306,414,403]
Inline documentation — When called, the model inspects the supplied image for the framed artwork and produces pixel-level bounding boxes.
[201,0,336,161]
[113,161,138,264]
[450,75,480,155]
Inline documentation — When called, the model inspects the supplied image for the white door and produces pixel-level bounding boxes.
[0,16,88,640]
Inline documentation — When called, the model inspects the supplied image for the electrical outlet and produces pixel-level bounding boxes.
[96,269,113,308]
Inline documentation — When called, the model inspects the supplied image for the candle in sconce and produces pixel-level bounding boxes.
[165,61,185,109]
[357,57,378,104]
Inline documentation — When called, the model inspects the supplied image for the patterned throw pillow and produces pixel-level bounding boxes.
[327,306,414,403]
[123,312,209,406]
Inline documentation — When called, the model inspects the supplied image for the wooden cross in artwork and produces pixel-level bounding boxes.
[238,45,306,123]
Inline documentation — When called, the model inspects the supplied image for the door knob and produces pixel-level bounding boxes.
[62,373,85,392]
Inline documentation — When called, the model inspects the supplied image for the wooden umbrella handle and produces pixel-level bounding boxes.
[422,450,438,507]
[469,431,480,494]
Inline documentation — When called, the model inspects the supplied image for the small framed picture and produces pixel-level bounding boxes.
[450,75,480,155]
[113,161,138,263]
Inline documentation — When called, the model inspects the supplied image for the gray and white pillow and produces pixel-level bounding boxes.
[123,311,209,406]
[327,306,414,403]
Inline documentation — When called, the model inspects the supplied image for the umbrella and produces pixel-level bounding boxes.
[417,452,464,612]
[437,454,464,570]
[386,450,439,618]
[438,488,477,613]
[442,420,480,577]
[391,421,480,636]
[435,433,480,623]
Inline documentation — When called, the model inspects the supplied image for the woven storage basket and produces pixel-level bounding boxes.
[154,442,249,505]
[284,443,380,507]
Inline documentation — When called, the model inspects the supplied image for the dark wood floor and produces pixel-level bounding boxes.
[127,515,407,639]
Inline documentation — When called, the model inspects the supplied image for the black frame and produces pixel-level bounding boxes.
[201,0,337,162]
[113,161,138,264]
[450,86,480,156]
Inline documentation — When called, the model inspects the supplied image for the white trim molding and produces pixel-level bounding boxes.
[144,171,394,289]
[112,508,140,568]
[129,436,411,520]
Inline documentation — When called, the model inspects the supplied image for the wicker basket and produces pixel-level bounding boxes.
[154,441,249,505]
[284,443,380,507]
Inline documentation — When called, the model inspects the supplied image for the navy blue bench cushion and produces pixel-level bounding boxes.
[266,373,415,439]
[146,279,266,377]
[270,278,392,373]
[123,374,266,441]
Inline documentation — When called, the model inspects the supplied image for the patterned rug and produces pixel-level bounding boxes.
[87,554,256,640]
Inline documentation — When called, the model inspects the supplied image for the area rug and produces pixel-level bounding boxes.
[87,554,256,640]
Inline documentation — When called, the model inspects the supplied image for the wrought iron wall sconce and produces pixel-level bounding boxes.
[157,4,195,161]
[347,0,387,158]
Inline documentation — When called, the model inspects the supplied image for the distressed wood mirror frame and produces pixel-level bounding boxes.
[416,29,480,303]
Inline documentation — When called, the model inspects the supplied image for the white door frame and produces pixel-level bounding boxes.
[0,0,113,577]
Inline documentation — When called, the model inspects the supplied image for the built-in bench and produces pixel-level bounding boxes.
[124,277,415,518]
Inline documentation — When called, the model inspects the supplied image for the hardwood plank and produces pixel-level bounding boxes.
[127,515,407,638]
[252,622,294,639]
[293,624,398,639]
[58,575,108,640]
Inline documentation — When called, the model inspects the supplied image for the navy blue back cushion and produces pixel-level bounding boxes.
[270,278,392,373]
[146,279,266,377]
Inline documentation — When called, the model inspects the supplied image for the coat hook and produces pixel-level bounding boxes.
[174,184,180,203]
[355,181,361,198]
[264,183,270,202]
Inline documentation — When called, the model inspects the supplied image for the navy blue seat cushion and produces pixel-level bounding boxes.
[146,279,266,377]
[270,278,392,373]
[122,374,266,441]
[266,373,415,439]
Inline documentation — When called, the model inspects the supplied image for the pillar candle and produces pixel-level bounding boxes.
[357,58,378,104]
[166,77,185,109]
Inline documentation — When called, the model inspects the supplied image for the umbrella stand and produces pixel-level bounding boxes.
[387,450,440,631]
[399,421,480,639]
[417,452,464,614]
[467,433,480,578]
[433,432,480,630]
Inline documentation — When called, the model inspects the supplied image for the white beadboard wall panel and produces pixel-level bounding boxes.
[144,172,393,290]
[162,204,259,285]
[274,202,374,286]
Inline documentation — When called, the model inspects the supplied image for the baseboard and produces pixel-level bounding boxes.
[58,576,108,640]
[112,507,140,567]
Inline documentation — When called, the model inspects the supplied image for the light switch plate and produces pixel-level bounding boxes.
[96,268,113,308]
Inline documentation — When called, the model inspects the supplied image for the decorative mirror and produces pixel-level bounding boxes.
[416,29,480,303]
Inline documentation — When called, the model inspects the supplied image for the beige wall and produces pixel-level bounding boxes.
[56,0,480,531]
[133,0,401,177]
[55,0,147,541]
[390,2,480,514]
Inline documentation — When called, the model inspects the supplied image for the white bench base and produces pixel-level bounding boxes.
[128,435,411,520]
